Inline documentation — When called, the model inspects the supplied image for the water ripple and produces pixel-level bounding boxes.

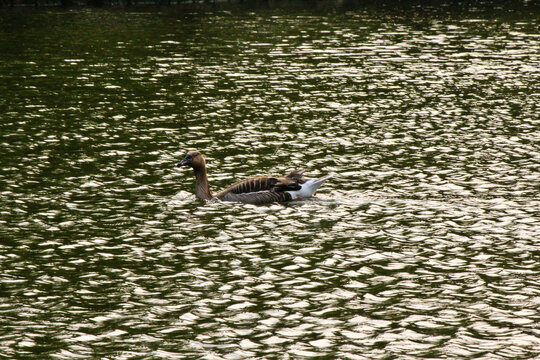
[1,5,539,360]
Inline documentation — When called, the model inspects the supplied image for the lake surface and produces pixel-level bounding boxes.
[0,4,539,359]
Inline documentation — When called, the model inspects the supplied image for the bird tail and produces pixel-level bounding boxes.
[296,173,335,198]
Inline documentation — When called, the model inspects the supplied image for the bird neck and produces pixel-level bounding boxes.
[193,165,213,200]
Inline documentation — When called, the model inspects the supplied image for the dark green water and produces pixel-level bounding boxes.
[1,5,539,359]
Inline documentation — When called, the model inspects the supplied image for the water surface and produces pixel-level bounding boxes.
[0,5,539,359]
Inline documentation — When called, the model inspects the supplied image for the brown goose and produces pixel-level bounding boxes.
[177,150,333,205]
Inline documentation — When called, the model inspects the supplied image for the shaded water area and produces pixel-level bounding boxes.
[1,4,539,359]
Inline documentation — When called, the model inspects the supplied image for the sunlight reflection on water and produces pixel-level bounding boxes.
[0,5,539,360]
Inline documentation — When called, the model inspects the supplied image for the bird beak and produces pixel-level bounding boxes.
[177,155,191,167]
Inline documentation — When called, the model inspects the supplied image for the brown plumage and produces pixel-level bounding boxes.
[176,150,332,205]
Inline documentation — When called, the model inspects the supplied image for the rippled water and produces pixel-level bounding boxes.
[1,5,539,359]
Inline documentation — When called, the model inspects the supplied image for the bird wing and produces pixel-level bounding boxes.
[216,171,304,196]
[217,176,279,196]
